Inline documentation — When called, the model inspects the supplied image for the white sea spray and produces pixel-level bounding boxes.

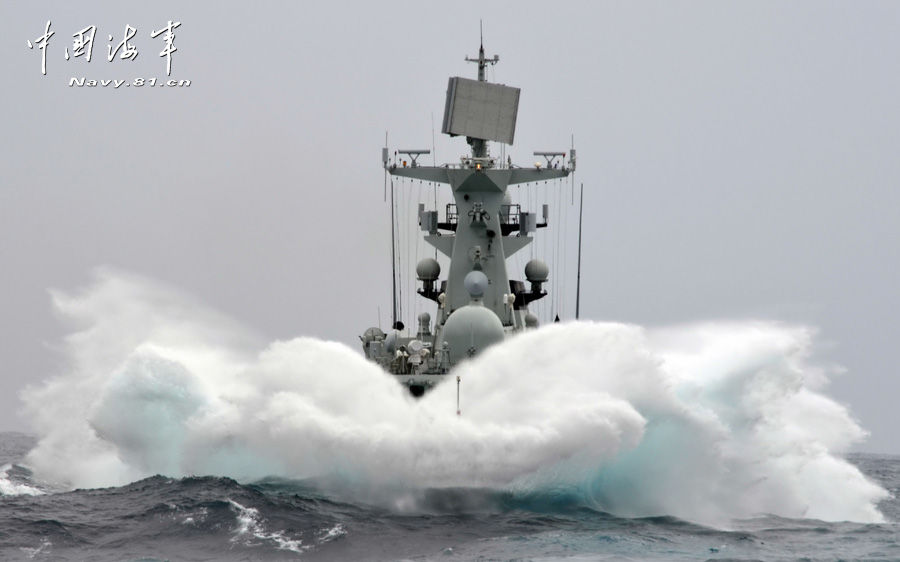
[228,499,306,553]
[21,268,888,525]
[0,463,44,497]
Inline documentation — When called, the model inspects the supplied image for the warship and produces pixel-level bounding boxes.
[360,38,578,398]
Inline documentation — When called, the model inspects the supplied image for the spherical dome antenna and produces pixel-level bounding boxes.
[439,305,505,364]
[362,327,385,343]
[416,258,441,281]
[463,270,489,299]
[524,259,549,283]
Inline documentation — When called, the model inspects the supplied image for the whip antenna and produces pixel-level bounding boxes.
[576,182,584,320]
[390,176,398,327]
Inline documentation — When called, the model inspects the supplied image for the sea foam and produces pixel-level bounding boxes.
[21,268,888,525]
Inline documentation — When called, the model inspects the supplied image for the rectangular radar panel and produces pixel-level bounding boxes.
[441,77,520,145]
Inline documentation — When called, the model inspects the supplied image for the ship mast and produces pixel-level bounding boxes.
[363,36,576,395]
[465,23,498,83]
[463,23,498,159]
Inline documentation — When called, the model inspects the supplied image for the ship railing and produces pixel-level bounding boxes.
[391,160,573,172]
[446,203,459,225]
[445,204,521,225]
[499,204,520,225]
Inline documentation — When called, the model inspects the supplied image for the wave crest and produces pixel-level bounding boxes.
[21,269,888,525]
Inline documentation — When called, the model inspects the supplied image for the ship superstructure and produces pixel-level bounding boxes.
[360,40,575,397]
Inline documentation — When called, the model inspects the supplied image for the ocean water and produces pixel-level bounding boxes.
[1,433,898,561]
[1,270,898,560]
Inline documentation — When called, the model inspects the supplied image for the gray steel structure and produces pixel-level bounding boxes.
[360,40,575,397]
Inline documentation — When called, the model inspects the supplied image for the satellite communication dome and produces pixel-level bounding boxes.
[463,270,489,299]
[440,305,505,365]
[524,259,549,283]
[416,258,441,281]
[361,327,385,343]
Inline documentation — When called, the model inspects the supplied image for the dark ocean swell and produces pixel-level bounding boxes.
[2,432,899,561]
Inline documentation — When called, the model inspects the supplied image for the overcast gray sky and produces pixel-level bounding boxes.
[2,1,898,453]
